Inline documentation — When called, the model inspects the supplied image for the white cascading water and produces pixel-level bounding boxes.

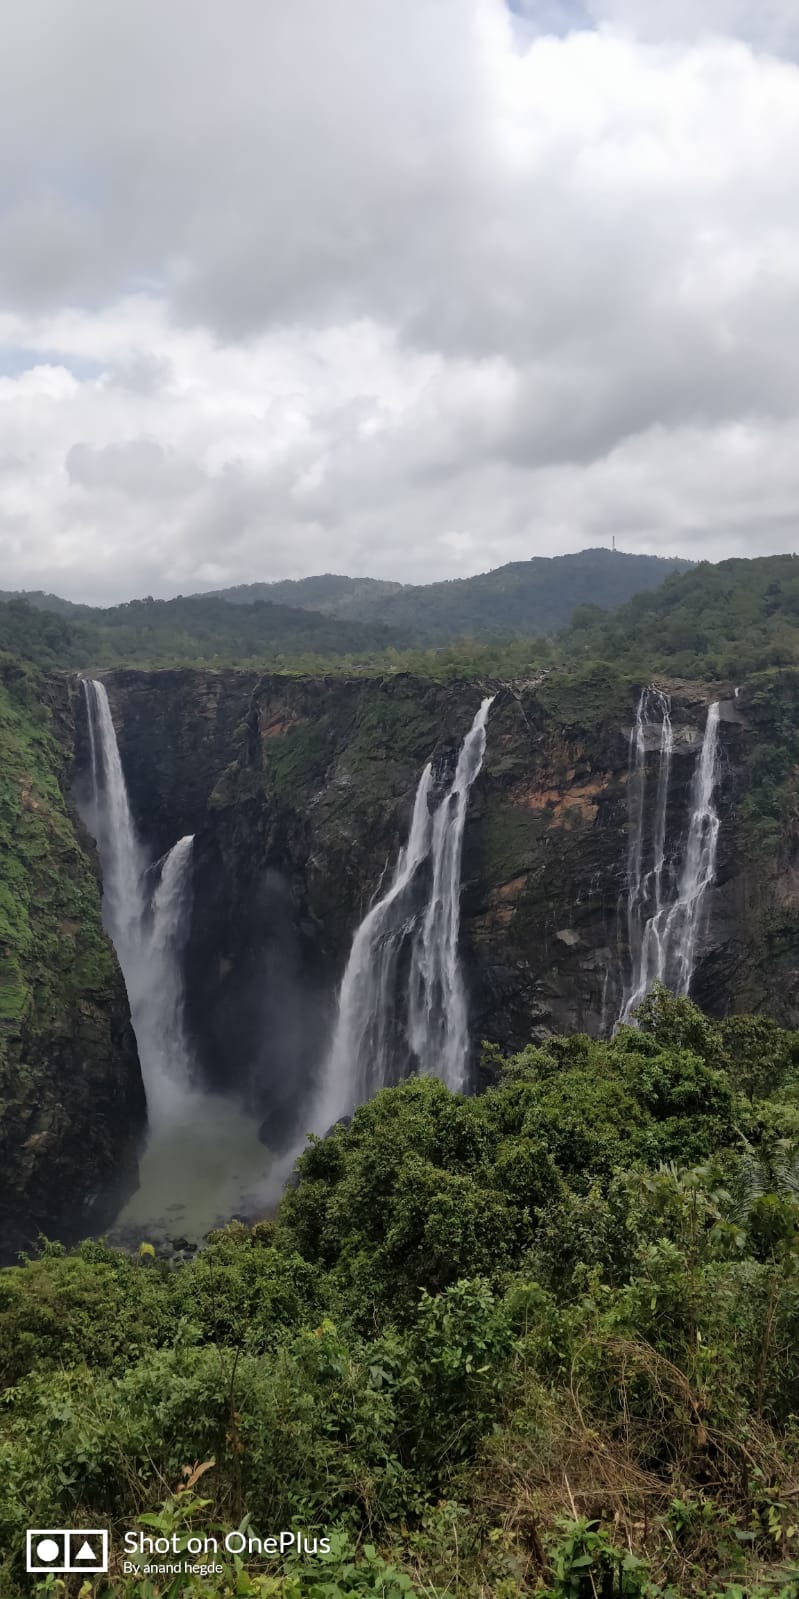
[408,697,494,1084]
[316,696,494,1131]
[81,680,194,1117]
[82,679,273,1239]
[319,765,434,1118]
[83,678,146,968]
[663,700,722,997]
[619,694,721,1023]
[135,835,195,1119]
[620,686,674,1021]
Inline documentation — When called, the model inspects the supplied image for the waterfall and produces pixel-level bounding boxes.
[408,697,494,1085]
[81,679,195,1119]
[319,765,434,1119]
[135,835,195,1117]
[317,696,494,1129]
[619,696,721,1023]
[82,678,145,965]
[621,687,674,1021]
[662,700,722,997]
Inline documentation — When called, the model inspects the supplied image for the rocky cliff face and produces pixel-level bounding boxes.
[97,665,799,1145]
[0,665,145,1261]
[464,681,752,1045]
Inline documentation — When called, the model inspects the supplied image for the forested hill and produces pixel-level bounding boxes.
[0,548,691,668]
[211,548,692,643]
[566,553,799,679]
[0,589,79,616]
[212,573,404,617]
[0,592,399,670]
[5,553,799,680]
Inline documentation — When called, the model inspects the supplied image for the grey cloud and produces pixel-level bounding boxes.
[2,2,798,391]
[107,354,173,395]
[0,0,798,595]
[66,439,202,499]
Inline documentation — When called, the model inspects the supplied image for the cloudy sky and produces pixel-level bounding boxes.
[1,0,798,603]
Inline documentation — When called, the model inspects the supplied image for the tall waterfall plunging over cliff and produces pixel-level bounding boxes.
[83,678,145,968]
[82,680,272,1242]
[620,693,721,1022]
[81,681,195,1117]
[318,696,494,1129]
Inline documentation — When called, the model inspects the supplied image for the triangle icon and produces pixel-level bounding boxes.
[75,1541,97,1562]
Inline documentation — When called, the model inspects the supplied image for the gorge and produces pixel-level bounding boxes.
[74,683,501,1233]
[3,655,799,1258]
[81,667,799,1238]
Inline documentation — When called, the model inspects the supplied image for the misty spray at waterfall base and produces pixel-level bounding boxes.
[80,680,272,1244]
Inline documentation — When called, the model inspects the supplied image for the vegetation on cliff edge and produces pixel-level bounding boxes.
[0,661,114,1037]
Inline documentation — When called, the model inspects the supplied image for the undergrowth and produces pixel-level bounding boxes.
[1,992,799,1597]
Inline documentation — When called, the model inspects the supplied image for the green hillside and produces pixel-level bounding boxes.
[567,554,799,679]
[0,548,692,670]
[0,660,142,1260]
[0,592,399,670]
[213,549,692,643]
[7,551,799,684]
[0,589,82,616]
[215,573,404,616]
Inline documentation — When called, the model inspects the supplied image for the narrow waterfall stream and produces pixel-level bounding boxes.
[80,680,270,1244]
[621,687,675,1021]
[316,697,493,1131]
[137,835,195,1118]
[619,694,721,1023]
[662,700,722,995]
[408,697,494,1085]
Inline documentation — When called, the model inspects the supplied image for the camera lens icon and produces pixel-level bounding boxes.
[36,1538,62,1563]
[26,1529,109,1573]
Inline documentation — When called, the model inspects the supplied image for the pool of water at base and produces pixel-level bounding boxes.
[108,1089,277,1249]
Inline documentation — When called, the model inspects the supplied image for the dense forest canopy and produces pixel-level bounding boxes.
[1,993,798,1596]
[0,592,399,671]
[566,555,799,681]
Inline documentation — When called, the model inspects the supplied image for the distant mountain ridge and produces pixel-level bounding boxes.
[1,549,693,666]
[213,574,404,618]
[210,549,693,643]
[0,588,86,615]
[0,592,399,669]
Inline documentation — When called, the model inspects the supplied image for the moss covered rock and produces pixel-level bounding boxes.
[0,660,144,1260]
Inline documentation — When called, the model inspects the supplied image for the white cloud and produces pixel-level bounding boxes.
[0,1,797,599]
[585,0,799,56]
